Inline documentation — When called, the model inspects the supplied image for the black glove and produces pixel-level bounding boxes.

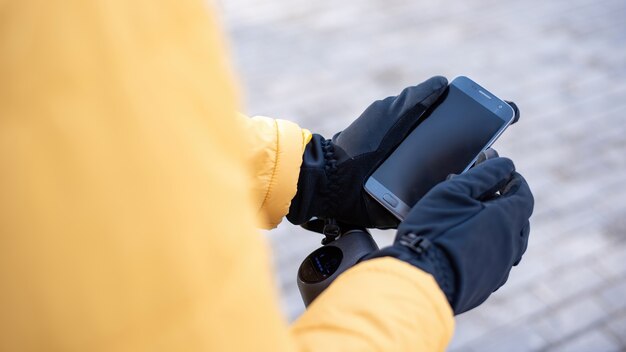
[287,76,449,229]
[362,157,534,314]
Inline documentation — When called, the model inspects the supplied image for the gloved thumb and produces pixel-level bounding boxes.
[444,157,516,201]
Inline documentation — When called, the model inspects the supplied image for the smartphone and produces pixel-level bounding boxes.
[364,76,516,220]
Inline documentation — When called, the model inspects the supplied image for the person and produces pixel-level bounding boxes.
[0,0,533,351]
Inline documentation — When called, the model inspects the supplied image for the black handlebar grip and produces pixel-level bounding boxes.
[297,229,379,306]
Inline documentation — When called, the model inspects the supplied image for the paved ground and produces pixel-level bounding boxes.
[220,0,626,350]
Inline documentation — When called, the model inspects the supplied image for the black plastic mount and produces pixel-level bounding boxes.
[297,220,379,306]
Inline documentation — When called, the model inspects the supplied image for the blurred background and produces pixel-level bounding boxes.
[220,0,626,350]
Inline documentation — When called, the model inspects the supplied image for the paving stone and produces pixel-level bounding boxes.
[534,296,608,343]
[539,231,612,273]
[595,242,626,279]
[477,289,549,327]
[531,261,607,306]
[464,324,547,352]
[604,311,626,345]
[548,329,622,352]
[448,312,493,350]
[599,280,626,312]
[500,229,610,296]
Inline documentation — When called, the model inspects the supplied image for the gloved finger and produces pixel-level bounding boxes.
[505,100,521,124]
[471,149,502,201]
[390,76,449,118]
[475,148,499,166]
[447,146,499,180]
[488,172,535,226]
[442,157,516,201]
[332,76,448,156]
[514,221,531,266]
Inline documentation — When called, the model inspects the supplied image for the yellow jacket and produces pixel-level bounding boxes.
[0,0,453,350]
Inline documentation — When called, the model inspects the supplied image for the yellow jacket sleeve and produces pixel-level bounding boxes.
[0,0,453,350]
[293,258,454,351]
[238,115,312,229]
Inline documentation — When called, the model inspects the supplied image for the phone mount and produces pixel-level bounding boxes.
[297,219,378,306]
[506,101,520,124]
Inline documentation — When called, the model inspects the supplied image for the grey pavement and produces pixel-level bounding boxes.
[220,0,626,350]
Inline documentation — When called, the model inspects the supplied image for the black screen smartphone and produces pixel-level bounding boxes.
[364,76,516,220]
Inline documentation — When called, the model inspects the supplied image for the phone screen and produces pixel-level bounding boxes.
[371,83,509,207]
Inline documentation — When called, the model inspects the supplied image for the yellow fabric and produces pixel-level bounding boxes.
[293,258,454,352]
[0,0,453,351]
[239,114,312,228]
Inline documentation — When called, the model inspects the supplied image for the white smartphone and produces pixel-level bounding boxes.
[364,76,517,220]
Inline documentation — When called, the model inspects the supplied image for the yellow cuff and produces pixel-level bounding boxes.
[258,118,312,228]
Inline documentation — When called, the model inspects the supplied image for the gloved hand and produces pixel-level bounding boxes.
[287,76,449,229]
[362,157,534,314]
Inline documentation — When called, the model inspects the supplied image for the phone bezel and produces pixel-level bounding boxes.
[364,76,516,221]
